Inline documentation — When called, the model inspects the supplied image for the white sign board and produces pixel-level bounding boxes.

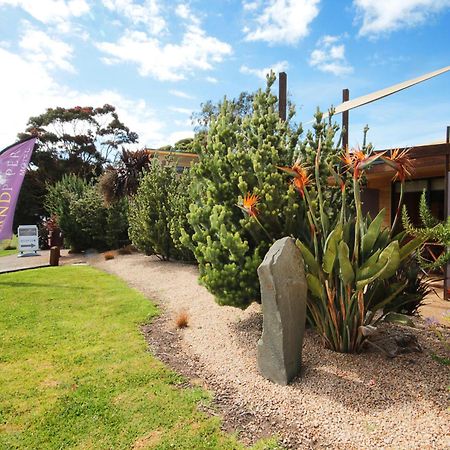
[18,225,39,254]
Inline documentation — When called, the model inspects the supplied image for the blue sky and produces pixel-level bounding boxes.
[0,0,449,151]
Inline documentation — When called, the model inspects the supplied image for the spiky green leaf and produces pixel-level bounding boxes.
[378,240,400,280]
[306,273,324,299]
[361,209,385,257]
[322,226,342,274]
[296,239,319,276]
[338,241,354,284]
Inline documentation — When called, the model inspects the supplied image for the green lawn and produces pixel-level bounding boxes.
[0,235,17,257]
[0,266,274,449]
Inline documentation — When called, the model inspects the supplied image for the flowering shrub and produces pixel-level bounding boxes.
[248,133,426,352]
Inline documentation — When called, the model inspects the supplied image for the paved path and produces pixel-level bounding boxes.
[0,249,82,274]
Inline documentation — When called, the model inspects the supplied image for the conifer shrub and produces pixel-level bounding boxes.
[45,175,128,251]
[182,74,305,308]
[128,158,194,261]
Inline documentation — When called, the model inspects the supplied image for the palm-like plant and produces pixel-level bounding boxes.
[99,149,150,205]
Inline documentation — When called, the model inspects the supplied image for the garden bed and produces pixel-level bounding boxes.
[91,252,450,449]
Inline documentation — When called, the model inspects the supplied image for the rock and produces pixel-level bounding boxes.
[366,328,423,358]
[257,237,307,385]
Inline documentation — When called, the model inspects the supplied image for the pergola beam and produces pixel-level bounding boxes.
[331,65,450,117]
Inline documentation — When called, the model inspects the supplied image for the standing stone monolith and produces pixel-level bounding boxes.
[257,237,307,385]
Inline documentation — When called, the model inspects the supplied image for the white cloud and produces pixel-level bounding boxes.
[169,89,195,99]
[169,106,193,115]
[354,0,450,37]
[309,35,353,76]
[175,3,190,19]
[243,1,260,11]
[96,23,232,81]
[0,47,165,149]
[175,2,200,25]
[367,52,410,67]
[167,129,194,145]
[243,0,320,45]
[205,76,218,84]
[0,0,89,24]
[174,118,192,127]
[19,23,74,72]
[321,35,339,45]
[240,60,288,80]
[102,0,166,35]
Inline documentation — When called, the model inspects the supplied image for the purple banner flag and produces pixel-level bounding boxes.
[0,137,36,240]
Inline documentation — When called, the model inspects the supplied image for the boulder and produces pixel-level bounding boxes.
[257,237,307,385]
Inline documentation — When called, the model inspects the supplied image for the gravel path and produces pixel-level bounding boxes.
[90,252,450,449]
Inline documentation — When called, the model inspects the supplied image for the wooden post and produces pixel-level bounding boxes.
[445,126,450,300]
[49,246,60,266]
[278,72,287,121]
[342,88,349,150]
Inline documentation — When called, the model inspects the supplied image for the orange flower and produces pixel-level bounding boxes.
[241,192,260,217]
[340,148,353,167]
[341,148,385,179]
[382,148,413,182]
[277,163,311,198]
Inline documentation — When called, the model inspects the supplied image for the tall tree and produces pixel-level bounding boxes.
[191,92,254,133]
[14,104,138,227]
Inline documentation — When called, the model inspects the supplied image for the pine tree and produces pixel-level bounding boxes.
[183,74,304,307]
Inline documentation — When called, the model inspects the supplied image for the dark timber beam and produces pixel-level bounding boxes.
[278,72,287,121]
[342,88,349,150]
[446,126,450,301]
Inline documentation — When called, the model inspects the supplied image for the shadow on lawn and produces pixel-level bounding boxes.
[0,281,88,289]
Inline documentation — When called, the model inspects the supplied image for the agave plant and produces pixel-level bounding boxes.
[278,142,424,352]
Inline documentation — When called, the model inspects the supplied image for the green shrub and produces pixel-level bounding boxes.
[403,190,450,270]
[383,258,429,316]
[45,174,87,250]
[105,198,129,248]
[128,159,194,261]
[183,74,305,308]
[45,175,128,251]
[170,168,196,261]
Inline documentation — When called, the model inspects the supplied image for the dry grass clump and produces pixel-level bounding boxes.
[175,311,189,329]
[104,251,115,261]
